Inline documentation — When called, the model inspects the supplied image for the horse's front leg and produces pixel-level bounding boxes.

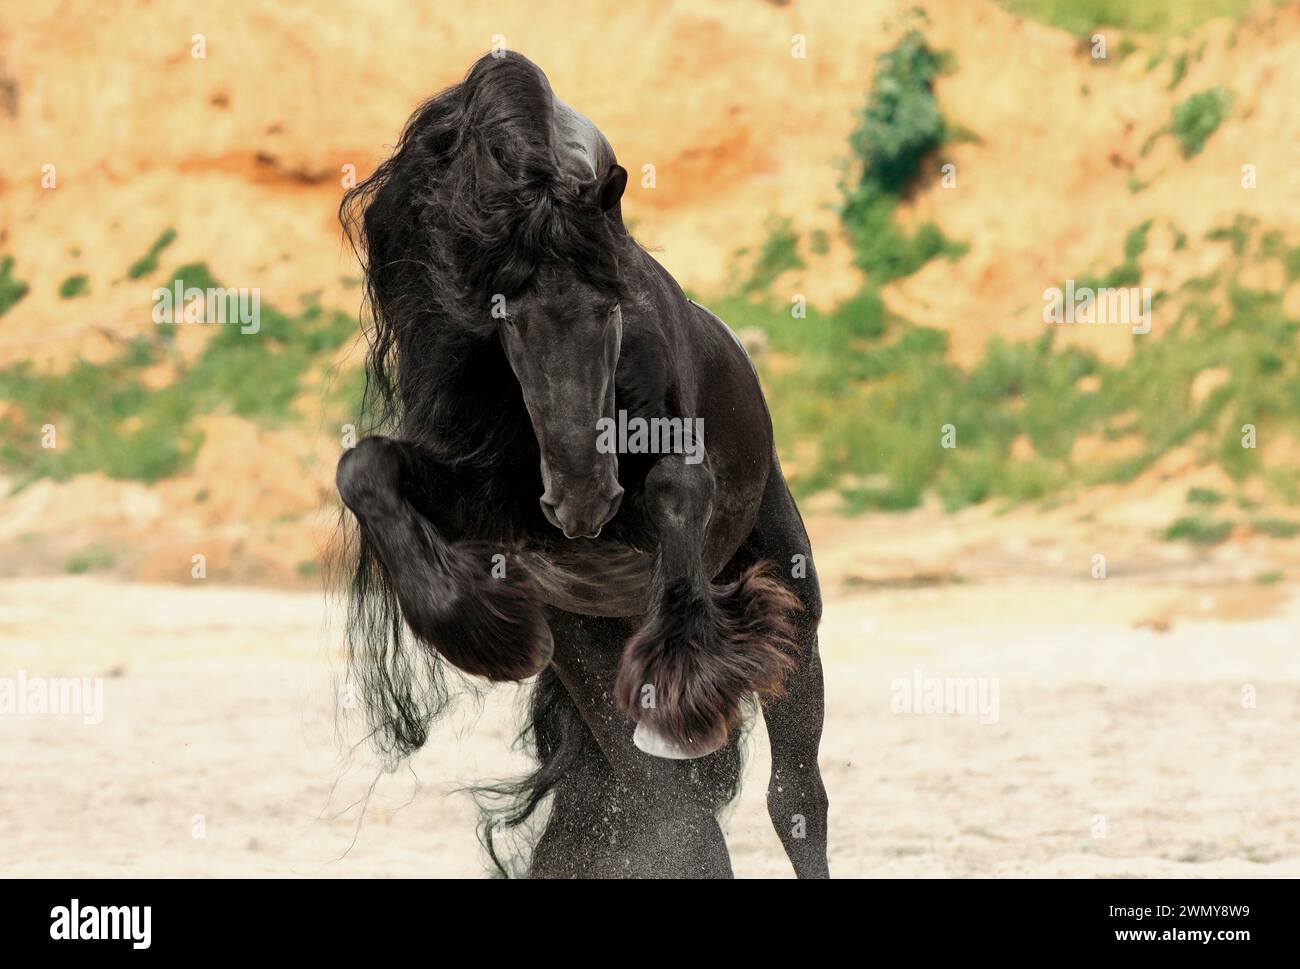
[336,436,552,681]
[615,457,800,759]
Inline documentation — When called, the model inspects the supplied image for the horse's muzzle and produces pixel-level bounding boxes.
[540,484,624,540]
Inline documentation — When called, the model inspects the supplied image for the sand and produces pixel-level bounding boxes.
[3,514,1297,876]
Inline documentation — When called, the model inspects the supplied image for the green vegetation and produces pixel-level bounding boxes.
[0,259,357,485]
[1077,221,1152,290]
[1168,51,1189,89]
[126,228,178,280]
[1283,246,1300,282]
[1163,515,1233,545]
[844,30,944,198]
[704,27,1300,515]
[0,255,29,317]
[1252,517,1300,538]
[1171,86,1233,157]
[997,0,1261,37]
[740,189,1300,511]
[838,29,966,283]
[65,549,117,574]
[59,274,89,299]
[740,217,804,295]
[1207,214,1255,255]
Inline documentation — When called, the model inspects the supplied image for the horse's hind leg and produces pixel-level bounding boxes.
[733,457,829,878]
[528,765,625,878]
[336,436,552,680]
[542,608,740,878]
[504,665,632,879]
[524,688,629,878]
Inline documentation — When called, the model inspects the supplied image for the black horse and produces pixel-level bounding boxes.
[336,51,827,878]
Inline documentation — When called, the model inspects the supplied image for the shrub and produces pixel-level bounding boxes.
[59,274,90,299]
[838,29,964,282]
[1171,87,1233,158]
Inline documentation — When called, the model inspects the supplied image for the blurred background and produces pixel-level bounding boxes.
[1,0,1298,877]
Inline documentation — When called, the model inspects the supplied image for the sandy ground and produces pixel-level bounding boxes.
[3,509,1299,877]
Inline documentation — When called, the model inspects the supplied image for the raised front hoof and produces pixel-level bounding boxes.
[616,562,803,762]
[632,720,727,760]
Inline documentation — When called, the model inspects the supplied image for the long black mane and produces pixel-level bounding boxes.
[340,51,626,464]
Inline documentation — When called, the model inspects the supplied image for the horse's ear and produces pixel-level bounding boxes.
[598,164,627,212]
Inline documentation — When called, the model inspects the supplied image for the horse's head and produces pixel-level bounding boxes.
[343,50,632,540]
[499,167,627,539]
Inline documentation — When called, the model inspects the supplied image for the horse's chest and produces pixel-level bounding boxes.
[517,541,653,618]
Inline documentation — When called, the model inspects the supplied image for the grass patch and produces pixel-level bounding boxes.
[1252,517,1300,538]
[996,0,1260,36]
[59,274,90,299]
[1077,220,1152,290]
[66,549,117,574]
[126,228,178,280]
[0,256,30,317]
[1187,486,1225,504]
[1283,246,1300,282]
[740,217,804,295]
[1163,515,1233,545]
[1206,214,1256,256]
[1168,51,1189,89]
[848,197,969,283]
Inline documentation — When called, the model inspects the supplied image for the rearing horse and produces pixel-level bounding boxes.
[337,51,827,878]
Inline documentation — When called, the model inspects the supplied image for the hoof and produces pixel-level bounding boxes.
[632,720,726,760]
[616,561,801,761]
